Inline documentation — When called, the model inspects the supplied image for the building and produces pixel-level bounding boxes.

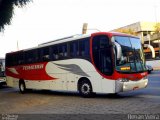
[111,21,160,60]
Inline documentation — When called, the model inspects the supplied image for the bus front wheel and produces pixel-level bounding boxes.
[79,80,93,97]
[19,80,26,94]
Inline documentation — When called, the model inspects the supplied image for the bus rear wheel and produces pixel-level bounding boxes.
[19,81,26,94]
[79,80,93,97]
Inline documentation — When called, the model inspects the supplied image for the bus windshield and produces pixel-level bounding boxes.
[114,36,147,73]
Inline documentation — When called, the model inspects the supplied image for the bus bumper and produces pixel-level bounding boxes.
[115,77,148,92]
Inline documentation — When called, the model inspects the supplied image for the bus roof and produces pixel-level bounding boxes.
[110,32,139,38]
[39,32,138,47]
[38,34,90,47]
[6,32,139,54]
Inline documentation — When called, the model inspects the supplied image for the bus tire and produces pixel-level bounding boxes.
[79,80,93,98]
[19,80,26,94]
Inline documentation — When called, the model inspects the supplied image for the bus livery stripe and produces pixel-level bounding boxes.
[6,62,57,80]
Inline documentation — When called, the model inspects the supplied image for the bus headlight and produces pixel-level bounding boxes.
[120,78,129,82]
[123,85,126,89]
[144,81,148,87]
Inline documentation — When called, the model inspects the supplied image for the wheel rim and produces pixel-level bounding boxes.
[81,83,91,95]
[20,83,24,92]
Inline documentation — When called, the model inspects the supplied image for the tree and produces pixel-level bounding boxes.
[0,0,31,32]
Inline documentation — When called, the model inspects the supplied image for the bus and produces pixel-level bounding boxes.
[5,32,148,97]
[0,58,6,86]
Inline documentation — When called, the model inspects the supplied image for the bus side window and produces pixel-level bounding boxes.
[79,38,89,57]
[17,52,24,65]
[59,44,67,59]
[92,35,113,75]
[51,45,59,60]
[26,52,30,64]
[24,50,38,64]
[35,49,40,63]
[11,54,17,66]
[6,54,13,67]
[24,52,29,64]
[42,47,50,61]
[69,41,79,57]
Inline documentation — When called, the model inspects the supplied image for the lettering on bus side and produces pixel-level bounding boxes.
[23,64,44,70]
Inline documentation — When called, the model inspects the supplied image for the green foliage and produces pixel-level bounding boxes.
[0,0,32,32]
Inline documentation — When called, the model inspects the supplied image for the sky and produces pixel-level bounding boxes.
[0,0,160,57]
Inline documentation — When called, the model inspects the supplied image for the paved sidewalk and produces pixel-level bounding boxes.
[146,60,160,70]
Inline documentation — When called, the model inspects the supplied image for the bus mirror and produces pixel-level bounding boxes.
[115,42,122,60]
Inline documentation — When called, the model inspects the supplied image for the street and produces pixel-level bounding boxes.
[0,71,160,119]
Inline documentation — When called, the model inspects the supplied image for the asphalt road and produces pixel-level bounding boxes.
[0,71,160,120]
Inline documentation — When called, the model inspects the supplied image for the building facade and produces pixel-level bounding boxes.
[111,21,160,60]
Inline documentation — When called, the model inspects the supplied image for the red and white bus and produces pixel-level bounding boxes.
[5,32,148,97]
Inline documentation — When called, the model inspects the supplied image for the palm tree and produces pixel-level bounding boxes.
[0,0,31,32]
